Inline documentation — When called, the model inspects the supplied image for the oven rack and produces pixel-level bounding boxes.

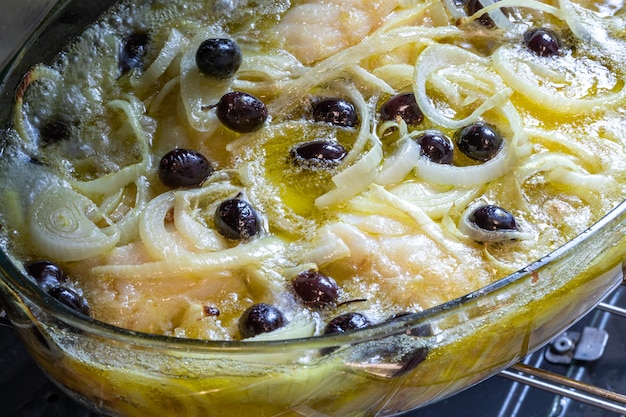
[498,289,626,415]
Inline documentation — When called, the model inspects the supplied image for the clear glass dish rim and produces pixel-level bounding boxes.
[0,0,625,354]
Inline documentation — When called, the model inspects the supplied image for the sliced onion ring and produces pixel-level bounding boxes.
[415,136,511,186]
[29,186,120,262]
[131,28,189,91]
[477,0,512,29]
[492,45,626,115]
[376,138,421,185]
[139,191,192,260]
[413,43,512,130]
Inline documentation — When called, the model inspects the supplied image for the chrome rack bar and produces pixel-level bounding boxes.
[500,363,626,414]
[498,281,626,415]
[597,302,626,318]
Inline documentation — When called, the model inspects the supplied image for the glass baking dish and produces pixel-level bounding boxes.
[0,1,625,416]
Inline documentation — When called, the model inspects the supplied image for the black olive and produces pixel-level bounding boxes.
[414,130,454,164]
[119,32,149,74]
[312,98,358,127]
[524,28,560,57]
[158,148,214,188]
[40,120,71,145]
[239,303,286,338]
[324,312,371,335]
[25,260,67,291]
[48,286,91,317]
[455,122,503,162]
[292,269,339,308]
[380,93,423,125]
[196,38,242,78]
[465,0,500,28]
[216,91,268,133]
[469,204,518,231]
[292,141,347,167]
[214,198,261,240]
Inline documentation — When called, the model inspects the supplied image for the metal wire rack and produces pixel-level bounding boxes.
[498,284,626,416]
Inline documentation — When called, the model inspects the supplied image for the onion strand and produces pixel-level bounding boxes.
[29,186,119,262]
